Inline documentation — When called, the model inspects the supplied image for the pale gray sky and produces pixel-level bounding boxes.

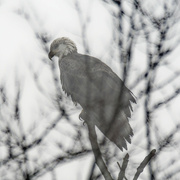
[0,0,180,179]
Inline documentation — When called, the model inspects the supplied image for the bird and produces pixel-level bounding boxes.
[48,37,136,151]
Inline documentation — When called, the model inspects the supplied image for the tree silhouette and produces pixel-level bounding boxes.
[0,0,180,179]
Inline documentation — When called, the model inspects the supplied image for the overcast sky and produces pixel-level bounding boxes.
[0,0,180,179]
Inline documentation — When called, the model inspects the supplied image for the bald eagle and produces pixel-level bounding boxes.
[48,37,136,151]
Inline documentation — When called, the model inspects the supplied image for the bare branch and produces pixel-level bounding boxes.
[117,153,129,180]
[133,149,156,180]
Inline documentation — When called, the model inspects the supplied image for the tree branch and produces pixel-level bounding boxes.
[117,153,129,180]
[133,149,156,180]
[86,120,114,180]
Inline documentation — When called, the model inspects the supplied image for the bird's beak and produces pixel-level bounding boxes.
[48,51,54,60]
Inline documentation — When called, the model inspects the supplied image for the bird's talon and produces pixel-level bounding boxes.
[79,115,83,121]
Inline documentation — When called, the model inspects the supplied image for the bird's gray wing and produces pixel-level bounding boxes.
[86,65,136,118]
[86,70,135,150]
[59,53,136,112]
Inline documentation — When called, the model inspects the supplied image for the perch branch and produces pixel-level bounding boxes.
[86,120,114,180]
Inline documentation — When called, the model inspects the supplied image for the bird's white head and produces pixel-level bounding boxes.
[48,37,77,60]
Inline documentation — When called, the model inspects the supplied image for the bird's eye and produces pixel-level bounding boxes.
[54,44,59,49]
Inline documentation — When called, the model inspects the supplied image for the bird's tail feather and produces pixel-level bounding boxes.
[91,110,133,151]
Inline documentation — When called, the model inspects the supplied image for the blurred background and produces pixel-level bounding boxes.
[0,0,180,179]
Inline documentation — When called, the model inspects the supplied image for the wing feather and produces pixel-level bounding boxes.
[59,53,136,112]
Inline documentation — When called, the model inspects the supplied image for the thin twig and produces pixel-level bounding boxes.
[133,149,156,180]
[117,153,129,180]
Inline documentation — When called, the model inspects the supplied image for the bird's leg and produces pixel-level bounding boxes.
[79,110,84,120]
